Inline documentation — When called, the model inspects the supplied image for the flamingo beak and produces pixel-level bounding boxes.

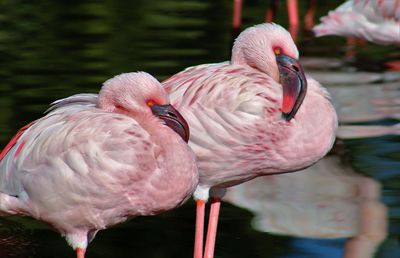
[150,104,190,142]
[276,54,307,121]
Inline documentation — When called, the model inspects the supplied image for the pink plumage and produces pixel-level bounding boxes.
[0,72,198,258]
[313,0,400,45]
[163,23,338,258]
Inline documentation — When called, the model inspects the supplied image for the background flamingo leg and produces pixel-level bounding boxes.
[232,0,242,30]
[305,0,316,30]
[265,0,279,22]
[287,0,299,41]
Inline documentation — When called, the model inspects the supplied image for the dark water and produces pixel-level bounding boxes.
[0,0,399,257]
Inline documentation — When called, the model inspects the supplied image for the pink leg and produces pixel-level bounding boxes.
[194,200,206,258]
[286,0,298,28]
[203,198,221,258]
[76,248,85,258]
[286,0,299,41]
[345,37,357,58]
[232,0,242,30]
[287,0,299,42]
[265,0,279,22]
[304,0,316,31]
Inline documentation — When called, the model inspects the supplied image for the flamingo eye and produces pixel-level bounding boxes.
[273,47,282,55]
[146,100,156,107]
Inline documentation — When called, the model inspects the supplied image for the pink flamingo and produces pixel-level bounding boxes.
[313,0,400,45]
[0,72,199,258]
[163,23,338,258]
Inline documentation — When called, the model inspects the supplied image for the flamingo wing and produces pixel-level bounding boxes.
[0,94,164,221]
[163,63,287,187]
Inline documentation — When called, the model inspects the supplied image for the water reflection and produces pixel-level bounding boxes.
[225,156,387,258]
[0,218,36,257]
[304,57,400,139]
[312,73,400,123]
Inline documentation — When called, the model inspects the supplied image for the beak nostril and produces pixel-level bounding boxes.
[168,112,177,118]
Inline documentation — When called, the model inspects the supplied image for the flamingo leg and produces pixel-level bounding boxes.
[194,200,206,258]
[76,248,86,258]
[232,0,242,30]
[203,198,221,258]
[345,37,357,58]
[304,0,316,31]
[265,0,279,22]
[287,0,299,41]
[287,0,299,28]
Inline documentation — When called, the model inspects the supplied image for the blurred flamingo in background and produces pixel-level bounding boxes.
[163,23,337,258]
[0,72,198,258]
[313,0,400,45]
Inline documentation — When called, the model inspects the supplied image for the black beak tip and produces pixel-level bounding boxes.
[183,130,190,142]
[282,112,293,121]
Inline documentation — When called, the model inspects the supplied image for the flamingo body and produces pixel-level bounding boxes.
[165,63,335,190]
[163,23,338,258]
[313,0,400,45]
[0,72,198,256]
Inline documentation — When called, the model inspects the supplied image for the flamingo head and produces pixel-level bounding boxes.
[231,23,307,121]
[98,72,190,142]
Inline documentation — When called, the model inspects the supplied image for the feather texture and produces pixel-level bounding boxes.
[164,63,337,190]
